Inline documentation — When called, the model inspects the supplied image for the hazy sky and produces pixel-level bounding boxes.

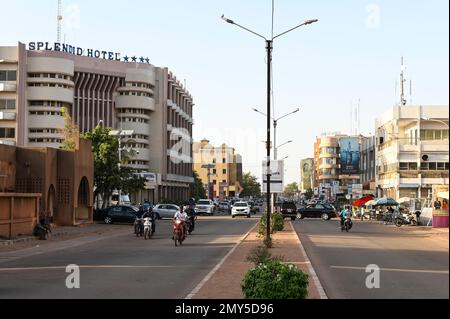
[2,0,449,184]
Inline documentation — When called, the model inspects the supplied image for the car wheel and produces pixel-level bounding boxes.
[154,213,160,220]
[321,213,330,221]
[297,213,304,220]
[105,217,112,224]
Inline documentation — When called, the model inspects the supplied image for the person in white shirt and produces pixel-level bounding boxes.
[360,206,365,221]
[173,207,188,238]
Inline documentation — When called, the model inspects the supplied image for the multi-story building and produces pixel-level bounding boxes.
[375,105,449,199]
[313,134,362,199]
[300,158,314,193]
[193,139,243,199]
[0,42,194,203]
[360,135,376,195]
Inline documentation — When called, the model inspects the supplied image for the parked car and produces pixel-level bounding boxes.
[152,204,180,220]
[231,202,251,218]
[95,205,141,224]
[278,201,298,220]
[219,201,231,213]
[195,199,215,216]
[297,203,337,221]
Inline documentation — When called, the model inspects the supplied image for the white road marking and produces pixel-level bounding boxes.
[290,221,328,299]
[0,265,197,272]
[330,266,449,274]
[185,224,257,299]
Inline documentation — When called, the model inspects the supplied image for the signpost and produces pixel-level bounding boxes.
[262,160,284,194]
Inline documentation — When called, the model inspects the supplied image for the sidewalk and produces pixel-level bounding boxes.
[190,220,324,299]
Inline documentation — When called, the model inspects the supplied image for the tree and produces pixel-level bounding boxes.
[283,183,299,199]
[59,107,80,150]
[83,125,145,208]
[190,170,207,201]
[305,188,314,200]
[241,172,262,198]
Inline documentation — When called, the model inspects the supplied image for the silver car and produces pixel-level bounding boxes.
[152,204,180,220]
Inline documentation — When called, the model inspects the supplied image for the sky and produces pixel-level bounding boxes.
[2,0,449,185]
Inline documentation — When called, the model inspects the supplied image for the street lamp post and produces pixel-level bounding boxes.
[253,108,299,160]
[109,129,134,205]
[202,164,216,200]
[222,14,318,244]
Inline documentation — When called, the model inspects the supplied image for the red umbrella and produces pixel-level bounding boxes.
[353,196,375,207]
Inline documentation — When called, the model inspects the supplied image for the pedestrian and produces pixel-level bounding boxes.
[360,205,365,221]
[434,199,442,210]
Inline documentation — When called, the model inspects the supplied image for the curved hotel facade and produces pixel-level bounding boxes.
[0,42,194,203]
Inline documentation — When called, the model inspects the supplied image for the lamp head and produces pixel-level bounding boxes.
[221,14,234,24]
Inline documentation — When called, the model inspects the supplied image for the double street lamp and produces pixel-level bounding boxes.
[222,13,318,243]
[253,108,299,160]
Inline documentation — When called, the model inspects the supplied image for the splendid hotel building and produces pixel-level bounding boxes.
[0,42,194,203]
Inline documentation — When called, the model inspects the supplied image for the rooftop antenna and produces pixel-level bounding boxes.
[57,0,63,43]
[400,56,407,106]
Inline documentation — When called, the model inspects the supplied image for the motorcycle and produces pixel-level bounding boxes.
[173,219,186,246]
[143,217,153,240]
[341,217,353,232]
[134,218,144,237]
[33,222,52,240]
[394,212,418,227]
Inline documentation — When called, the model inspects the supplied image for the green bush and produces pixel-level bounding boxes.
[272,213,284,232]
[242,260,309,299]
[246,246,271,265]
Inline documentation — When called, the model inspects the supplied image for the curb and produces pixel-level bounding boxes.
[185,224,257,299]
[289,221,328,300]
[0,231,70,247]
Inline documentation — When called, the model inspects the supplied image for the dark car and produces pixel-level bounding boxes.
[94,205,141,224]
[297,203,337,221]
[278,201,298,221]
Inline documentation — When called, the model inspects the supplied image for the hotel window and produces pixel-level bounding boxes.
[0,99,16,110]
[0,127,15,138]
[399,163,409,171]
[222,169,227,174]
[0,70,17,81]
[429,162,437,170]
[437,163,446,170]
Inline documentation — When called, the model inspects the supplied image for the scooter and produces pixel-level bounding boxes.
[173,219,186,247]
[395,212,418,227]
[143,217,153,240]
[33,222,52,240]
[134,217,144,237]
[341,217,353,232]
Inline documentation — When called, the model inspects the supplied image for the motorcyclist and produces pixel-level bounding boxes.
[185,199,196,232]
[339,206,351,229]
[141,200,156,234]
[174,207,188,239]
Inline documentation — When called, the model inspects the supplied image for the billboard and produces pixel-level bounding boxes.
[339,137,360,174]
[300,159,314,192]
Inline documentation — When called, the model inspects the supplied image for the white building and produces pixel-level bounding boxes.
[375,105,449,199]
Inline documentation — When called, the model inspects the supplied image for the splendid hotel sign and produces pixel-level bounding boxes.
[27,42,151,64]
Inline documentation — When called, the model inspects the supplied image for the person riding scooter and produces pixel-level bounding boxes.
[339,206,352,229]
[141,201,156,235]
[173,207,188,240]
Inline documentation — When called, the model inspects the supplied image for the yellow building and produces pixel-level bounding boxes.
[193,139,243,199]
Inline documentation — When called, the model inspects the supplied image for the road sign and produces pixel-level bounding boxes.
[262,160,284,193]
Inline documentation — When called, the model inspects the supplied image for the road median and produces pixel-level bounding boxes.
[190,219,325,299]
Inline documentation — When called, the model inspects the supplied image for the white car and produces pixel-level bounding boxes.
[195,199,215,215]
[231,202,251,218]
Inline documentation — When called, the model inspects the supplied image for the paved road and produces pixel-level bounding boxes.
[292,219,449,299]
[0,216,257,299]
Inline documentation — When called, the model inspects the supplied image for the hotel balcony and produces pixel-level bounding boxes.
[0,82,17,92]
[0,112,16,121]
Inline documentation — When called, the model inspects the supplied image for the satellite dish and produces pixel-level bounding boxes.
[422,155,429,162]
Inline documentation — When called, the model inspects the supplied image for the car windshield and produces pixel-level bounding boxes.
[198,200,210,205]
[234,203,247,207]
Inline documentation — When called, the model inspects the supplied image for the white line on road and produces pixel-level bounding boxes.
[290,221,328,300]
[330,266,449,274]
[185,224,257,300]
[0,265,198,272]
